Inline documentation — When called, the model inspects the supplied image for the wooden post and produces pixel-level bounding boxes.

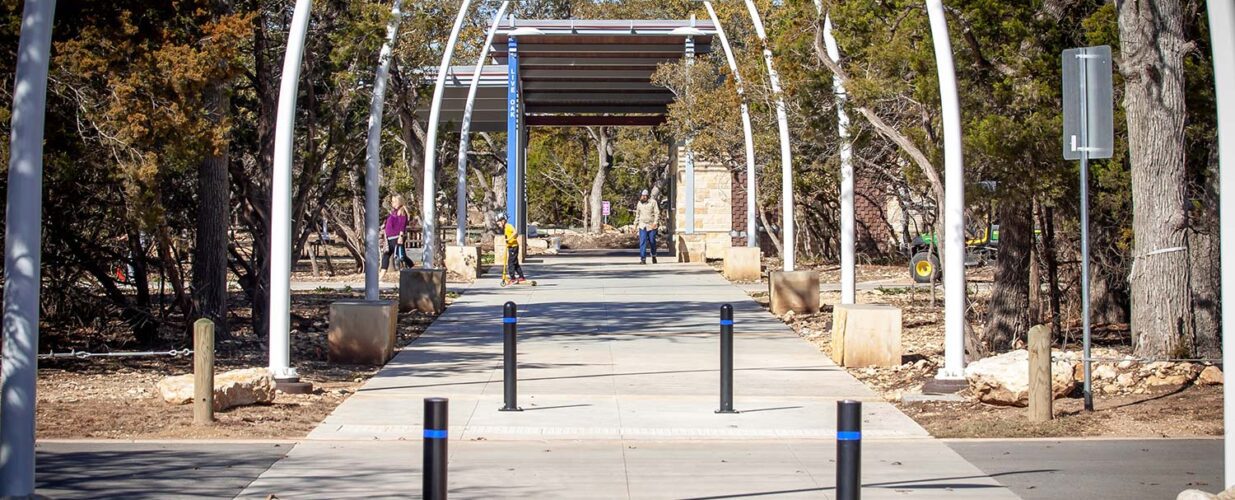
[193,318,215,425]
[1028,324,1053,422]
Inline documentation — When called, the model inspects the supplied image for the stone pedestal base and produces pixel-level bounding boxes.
[494,235,508,266]
[494,235,524,266]
[769,270,820,315]
[831,304,902,367]
[445,246,481,280]
[327,300,397,365]
[723,247,762,282]
[399,268,446,314]
[676,234,706,263]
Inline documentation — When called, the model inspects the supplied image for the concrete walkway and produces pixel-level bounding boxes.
[239,250,1017,499]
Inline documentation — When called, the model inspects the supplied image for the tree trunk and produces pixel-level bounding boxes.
[1028,201,1041,325]
[1118,0,1193,358]
[192,82,231,338]
[587,127,613,234]
[1040,205,1062,337]
[984,200,1032,352]
[1188,147,1221,358]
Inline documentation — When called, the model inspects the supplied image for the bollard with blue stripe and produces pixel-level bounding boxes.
[716,304,738,413]
[836,399,862,500]
[500,301,522,411]
[423,397,449,500]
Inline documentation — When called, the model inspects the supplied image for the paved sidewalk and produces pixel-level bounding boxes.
[239,250,1017,499]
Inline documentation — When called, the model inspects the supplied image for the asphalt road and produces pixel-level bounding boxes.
[947,438,1222,500]
[33,438,1223,499]
[35,441,290,499]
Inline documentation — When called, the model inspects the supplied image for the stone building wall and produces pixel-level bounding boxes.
[674,148,733,260]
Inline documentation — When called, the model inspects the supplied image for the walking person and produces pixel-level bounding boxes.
[381,195,415,277]
[499,213,527,285]
[636,189,660,264]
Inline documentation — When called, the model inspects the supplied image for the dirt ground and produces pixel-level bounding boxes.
[748,282,1223,439]
[36,289,446,440]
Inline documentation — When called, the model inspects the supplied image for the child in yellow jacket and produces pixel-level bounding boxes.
[500,213,526,284]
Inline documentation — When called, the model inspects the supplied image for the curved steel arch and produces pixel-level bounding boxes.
[822,13,856,306]
[1,1,55,495]
[269,0,313,381]
[456,1,512,247]
[925,0,967,381]
[363,0,405,300]
[421,0,474,268]
[702,1,758,249]
[741,0,796,271]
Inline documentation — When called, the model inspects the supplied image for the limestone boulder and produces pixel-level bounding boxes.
[964,350,1076,407]
[157,368,276,411]
[1198,365,1224,386]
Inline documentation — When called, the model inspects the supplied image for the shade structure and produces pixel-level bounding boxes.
[416,19,716,131]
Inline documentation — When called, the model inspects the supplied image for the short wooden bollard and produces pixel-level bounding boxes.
[1027,324,1052,422]
[193,318,215,425]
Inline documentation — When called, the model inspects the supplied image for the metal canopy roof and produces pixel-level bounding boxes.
[417,19,715,132]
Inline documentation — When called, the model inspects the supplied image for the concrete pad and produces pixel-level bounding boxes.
[769,270,821,315]
[445,245,482,280]
[723,246,762,282]
[399,268,446,314]
[241,250,1015,499]
[832,304,903,368]
[327,300,396,365]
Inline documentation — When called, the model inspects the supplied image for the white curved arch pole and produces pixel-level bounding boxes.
[422,0,473,267]
[1206,0,1235,487]
[1,1,55,495]
[363,0,404,301]
[823,13,856,305]
[742,0,796,271]
[457,1,511,247]
[703,1,758,248]
[269,0,313,381]
[925,0,967,380]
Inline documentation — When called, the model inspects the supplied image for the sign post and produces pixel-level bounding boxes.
[602,200,611,226]
[1062,45,1113,412]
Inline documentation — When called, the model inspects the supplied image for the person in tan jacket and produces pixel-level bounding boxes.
[635,189,660,264]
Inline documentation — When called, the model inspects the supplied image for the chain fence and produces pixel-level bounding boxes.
[37,348,193,360]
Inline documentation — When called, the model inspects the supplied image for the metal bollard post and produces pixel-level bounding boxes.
[717,304,737,413]
[500,301,522,411]
[836,400,862,500]
[424,397,449,500]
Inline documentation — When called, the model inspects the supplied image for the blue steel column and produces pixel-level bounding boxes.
[506,37,520,225]
[520,121,528,237]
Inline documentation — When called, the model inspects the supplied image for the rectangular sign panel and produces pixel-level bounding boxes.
[1062,45,1114,160]
[602,201,611,217]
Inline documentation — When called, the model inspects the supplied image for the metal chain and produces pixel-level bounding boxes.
[38,348,193,360]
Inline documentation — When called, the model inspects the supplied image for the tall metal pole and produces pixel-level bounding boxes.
[269,0,312,382]
[743,0,795,271]
[1,1,55,494]
[925,0,966,381]
[422,0,474,268]
[456,2,511,247]
[823,14,856,305]
[363,0,404,301]
[1205,0,1235,487]
[1078,49,1094,412]
[703,2,758,248]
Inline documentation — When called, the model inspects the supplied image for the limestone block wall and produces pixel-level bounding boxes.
[674,146,732,260]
